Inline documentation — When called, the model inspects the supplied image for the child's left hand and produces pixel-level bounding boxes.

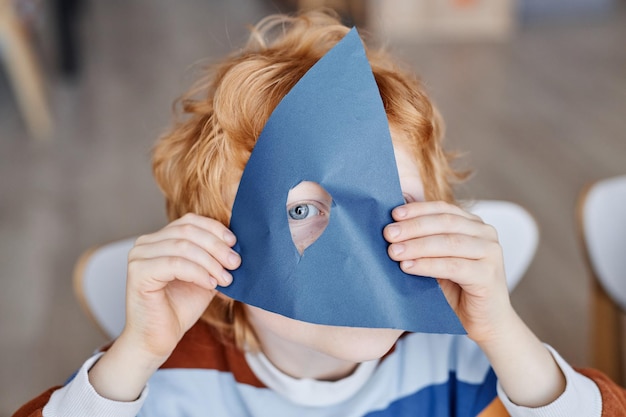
[383,200,514,344]
[384,200,567,408]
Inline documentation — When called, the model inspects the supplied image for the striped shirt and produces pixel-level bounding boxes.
[18,321,604,417]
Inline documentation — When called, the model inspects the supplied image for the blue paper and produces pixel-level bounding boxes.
[222,28,465,334]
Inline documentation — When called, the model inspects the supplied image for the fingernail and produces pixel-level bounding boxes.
[391,243,405,256]
[387,225,400,238]
[394,207,408,219]
[402,260,414,269]
[223,231,236,245]
[228,252,241,267]
[221,270,233,285]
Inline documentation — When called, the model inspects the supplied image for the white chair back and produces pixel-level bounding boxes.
[578,174,626,385]
[74,237,135,339]
[580,175,626,310]
[469,200,539,291]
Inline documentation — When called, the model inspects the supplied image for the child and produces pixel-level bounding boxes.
[14,10,626,417]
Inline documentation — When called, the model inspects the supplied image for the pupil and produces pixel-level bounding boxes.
[290,204,309,220]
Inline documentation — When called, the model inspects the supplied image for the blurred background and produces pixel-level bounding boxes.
[1,0,625,414]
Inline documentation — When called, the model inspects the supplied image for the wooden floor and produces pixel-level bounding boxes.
[1,1,625,415]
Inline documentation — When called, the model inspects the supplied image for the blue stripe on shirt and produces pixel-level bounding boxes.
[365,370,498,417]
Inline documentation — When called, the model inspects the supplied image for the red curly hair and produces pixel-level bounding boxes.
[152,10,467,351]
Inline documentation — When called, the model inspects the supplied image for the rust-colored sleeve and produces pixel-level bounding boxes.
[11,386,62,417]
[477,397,509,416]
[577,368,626,416]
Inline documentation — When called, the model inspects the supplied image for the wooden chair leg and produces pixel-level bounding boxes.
[0,0,53,139]
[591,279,624,385]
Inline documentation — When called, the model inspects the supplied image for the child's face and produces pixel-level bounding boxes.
[286,181,333,254]
[243,136,425,376]
[283,129,424,255]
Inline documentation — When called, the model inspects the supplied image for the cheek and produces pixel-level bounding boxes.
[289,216,329,254]
[246,306,402,361]
[246,305,315,345]
[247,305,288,332]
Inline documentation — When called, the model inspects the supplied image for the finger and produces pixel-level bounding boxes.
[388,234,502,262]
[131,238,235,286]
[134,224,241,271]
[390,201,480,223]
[384,212,497,244]
[137,213,237,247]
[398,257,495,288]
[127,255,219,291]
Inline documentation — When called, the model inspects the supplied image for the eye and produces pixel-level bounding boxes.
[288,203,322,221]
[286,182,333,254]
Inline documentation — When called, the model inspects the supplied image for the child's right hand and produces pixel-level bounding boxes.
[122,213,240,360]
[88,213,240,401]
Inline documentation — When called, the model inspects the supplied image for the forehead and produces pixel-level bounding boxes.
[224,132,425,209]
